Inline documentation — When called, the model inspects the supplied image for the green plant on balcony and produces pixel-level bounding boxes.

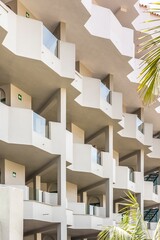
[97,192,160,240]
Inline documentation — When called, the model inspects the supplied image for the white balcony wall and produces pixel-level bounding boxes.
[84,4,134,57]
[66,209,74,226]
[71,71,83,93]
[114,168,143,193]
[82,77,100,108]
[76,76,122,120]
[71,143,104,177]
[41,44,61,73]
[66,130,73,164]
[68,202,86,215]
[0,102,9,142]
[9,107,32,144]
[42,192,58,205]
[148,138,160,158]
[94,206,106,218]
[119,113,153,146]
[0,2,75,79]
[0,103,66,154]
[119,113,137,138]
[24,202,67,223]
[16,17,42,59]
[143,181,159,202]
[72,215,112,230]
[128,58,142,83]
[114,166,129,189]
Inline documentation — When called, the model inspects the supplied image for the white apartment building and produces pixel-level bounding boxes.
[0,0,160,239]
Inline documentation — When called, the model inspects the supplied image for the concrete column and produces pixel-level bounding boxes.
[137,193,144,216]
[137,150,144,215]
[137,150,144,173]
[80,191,87,204]
[0,187,23,240]
[104,125,113,155]
[57,156,66,207]
[105,179,113,218]
[33,175,41,201]
[57,88,66,126]
[54,22,66,41]
[57,222,67,240]
[34,233,42,240]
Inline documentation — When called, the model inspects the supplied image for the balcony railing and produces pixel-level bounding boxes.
[43,25,58,57]
[137,117,144,134]
[100,83,111,104]
[33,112,49,138]
[153,184,158,194]
[129,168,135,182]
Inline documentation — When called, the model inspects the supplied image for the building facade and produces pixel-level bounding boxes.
[0,0,160,239]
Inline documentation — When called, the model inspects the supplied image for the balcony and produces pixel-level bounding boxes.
[119,113,153,146]
[144,181,160,203]
[67,201,112,230]
[69,143,114,178]
[82,0,134,57]
[24,201,73,225]
[0,2,75,79]
[68,202,106,218]
[148,138,160,159]
[114,166,143,192]
[75,76,122,120]
[0,102,69,155]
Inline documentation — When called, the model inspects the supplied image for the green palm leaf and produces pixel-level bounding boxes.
[138,3,160,105]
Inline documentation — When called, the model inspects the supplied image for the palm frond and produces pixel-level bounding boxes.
[138,2,160,105]
[97,192,151,240]
[97,226,132,240]
[153,220,160,240]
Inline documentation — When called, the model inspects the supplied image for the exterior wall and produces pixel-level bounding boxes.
[4,159,25,185]
[10,84,31,109]
[0,0,159,239]
[66,182,77,202]
[17,1,36,19]
[71,123,85,144]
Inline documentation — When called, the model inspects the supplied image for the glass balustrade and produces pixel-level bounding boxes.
[129,168,134,182]
[88,205,95,215]
[43,25,58,57]
[136,117,144,133]
[92,147,102,165]
[100,83,111,104]
[153,184,158,194]
[97,151,102,165]
[33,112,48,138]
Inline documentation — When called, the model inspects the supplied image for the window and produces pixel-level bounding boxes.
[0,88,6,104]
